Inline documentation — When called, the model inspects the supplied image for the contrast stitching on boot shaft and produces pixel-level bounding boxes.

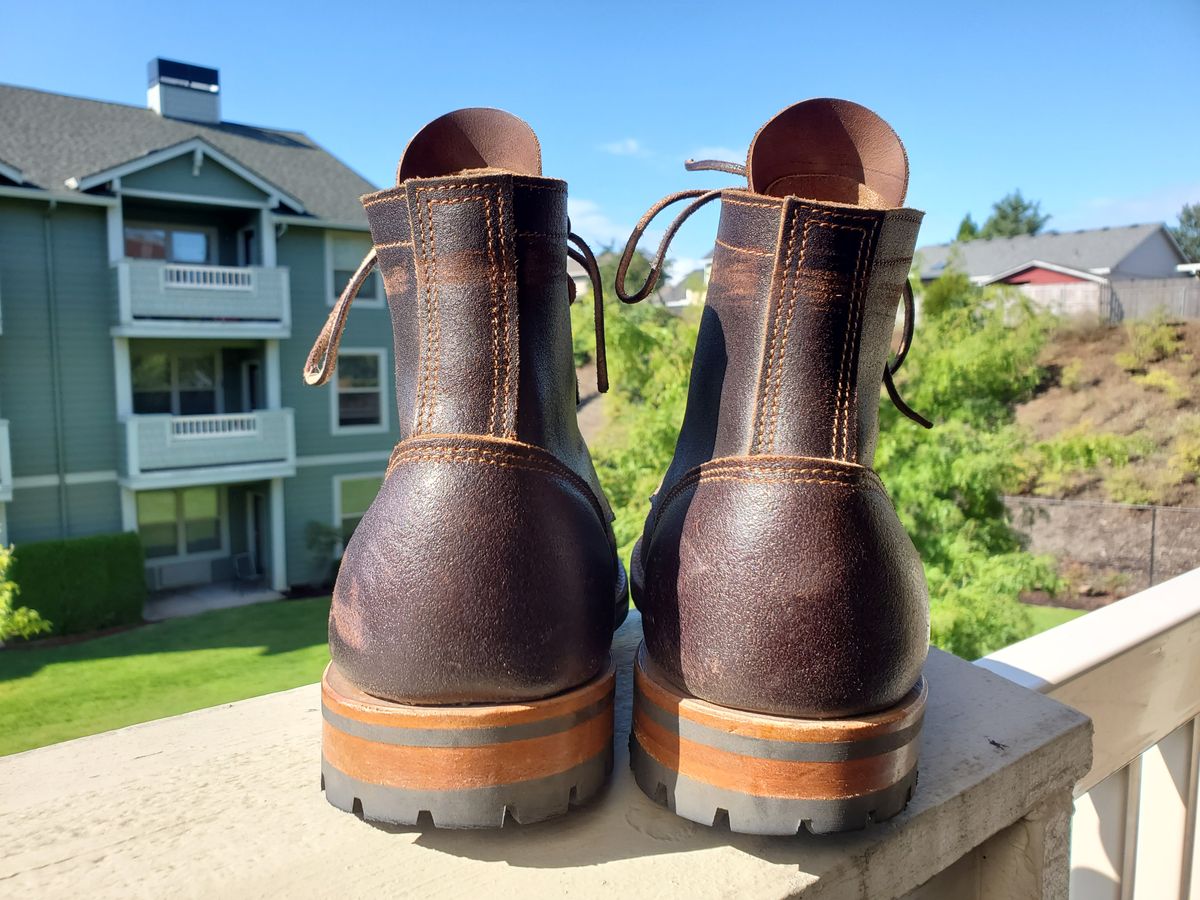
[649,455,885,535]
[481,194,503,435]
[495,186,518,440]
[752,209,801,455]
[832,219,871,462]
[763,218,812,453]
[714,238,773,258]
[384,439,609,526]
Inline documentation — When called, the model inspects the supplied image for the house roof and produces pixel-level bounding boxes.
[0,83,376,224]
[916,223,1170,281]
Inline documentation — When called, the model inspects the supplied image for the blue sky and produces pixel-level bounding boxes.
[3,0,1198,280]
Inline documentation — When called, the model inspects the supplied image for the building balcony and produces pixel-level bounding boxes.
[112,260,291,339]
[0,419,11,502]
[120,409,295,489]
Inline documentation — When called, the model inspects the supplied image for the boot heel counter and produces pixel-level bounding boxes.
[330,438,616,704]
[642,456,929,718]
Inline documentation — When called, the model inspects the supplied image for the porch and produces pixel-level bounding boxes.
[1,569,1196,898]
[142,579,283,623]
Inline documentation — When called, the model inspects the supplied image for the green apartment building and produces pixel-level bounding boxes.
[0,60,394,593]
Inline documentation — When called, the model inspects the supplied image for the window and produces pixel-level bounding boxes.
[137,487,224,560]
[327,231,382,307]
[131,350,219,416]
[333,350,386,432]
[125,224,216,264]
[336,475,383,547]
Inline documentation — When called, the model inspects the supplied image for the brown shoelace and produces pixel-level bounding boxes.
[613,161,932,429]
[304,221,610,394]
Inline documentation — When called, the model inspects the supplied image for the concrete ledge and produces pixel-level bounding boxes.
[0,613,1091,899]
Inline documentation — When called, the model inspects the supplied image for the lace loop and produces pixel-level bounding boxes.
[614,188,724,304]
[303,219,611,394]
[567,224,609,393]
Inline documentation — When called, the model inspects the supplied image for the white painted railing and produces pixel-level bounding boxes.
[121,409,296,488]
[112,260,291,335]
[162,263,255,291]
[170,413,260,439]
[0,419,11,503]
[979,568,1200,899]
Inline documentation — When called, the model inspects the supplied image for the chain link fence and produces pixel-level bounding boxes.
[1005,495,1200,594]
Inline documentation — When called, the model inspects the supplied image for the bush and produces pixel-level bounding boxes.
[1133,368,1189,406]
[1115,312,1183,372]
[10,532,146,636]
[0,545,52,642]
[1059,359,1085,391]
[1102,467,1181,506]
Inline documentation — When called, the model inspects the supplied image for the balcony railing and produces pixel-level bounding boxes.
[120,409,296,488]
[0,419,11,503]
[979,567,1200,899]
[112,260,291,337]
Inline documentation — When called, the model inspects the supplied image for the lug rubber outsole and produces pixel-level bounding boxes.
[321,659,616,828]
[630,644,925,835]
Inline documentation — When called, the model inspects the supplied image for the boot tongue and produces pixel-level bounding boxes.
[745,99,908,208]
[396,108,542,182]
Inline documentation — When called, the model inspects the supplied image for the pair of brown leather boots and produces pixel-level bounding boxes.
[306,99,931,836]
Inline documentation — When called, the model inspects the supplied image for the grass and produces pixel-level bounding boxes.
[0,593,1090,757]
[1024,603,1086,634]
[0,596,331,757]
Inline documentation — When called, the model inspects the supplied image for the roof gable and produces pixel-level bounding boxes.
[917,223,1175,281]
[68,137,302,211]
[0,84,375,223]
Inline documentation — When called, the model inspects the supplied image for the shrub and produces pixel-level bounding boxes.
[1116,312,1183,372]
[1059,359,1085,391]
[1014,426,1152,497]
[9,532,146,636]
[1132,368,1189,406]
[1169,416,1200,480]
[0,545,52,642]
[1102,467,1182,506]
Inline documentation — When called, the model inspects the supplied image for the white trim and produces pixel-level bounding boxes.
[979,259,1111,286]
[325,231,383,309]
[329,348,389,435]
[12,470,120,489]
[136,484,231,566]
[1178,262,1200,276]
[264,340,281,410]
[0,160,23,184]
[259,208,277,268]
[268,478,287,591]
[105,203,124,264]
[273,213,369,232]
[295,450,392,468]
[120,487,137,532]
[0,502,8,546]
[0,185,117,206]
[118,187,270,210]
[119,460,295,491]
[332,471,385,557]
[111,321,291,340]
[66,137,306,213]
[113,338,133,419]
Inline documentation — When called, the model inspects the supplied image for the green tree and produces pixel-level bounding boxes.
[0,545,52,643]
[1170,202,1200,262]
[577,259,1058,659]
[956,213,979,242]
[979,190,1050,239]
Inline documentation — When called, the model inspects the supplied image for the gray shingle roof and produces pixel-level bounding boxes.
[916,223,1166,281]
[0,83,375,224]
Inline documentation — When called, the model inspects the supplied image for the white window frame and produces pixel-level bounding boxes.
[331,471,385,557]
[124,220,220,265]
[330,348,389,435]
[137,486,230,566]
[325,231,383,309]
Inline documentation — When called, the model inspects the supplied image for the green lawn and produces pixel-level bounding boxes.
[0,594,1089,758]
[1024,603,1086,634]
[0,596,331,757]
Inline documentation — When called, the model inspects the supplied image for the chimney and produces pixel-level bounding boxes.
[147,58,220,124]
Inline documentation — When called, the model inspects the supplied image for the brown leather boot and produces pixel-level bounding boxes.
[304,109,627,828]
[618,99,931,835]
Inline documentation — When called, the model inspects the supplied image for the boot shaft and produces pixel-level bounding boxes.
[690,192,922,468]
[362,173,577,446]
